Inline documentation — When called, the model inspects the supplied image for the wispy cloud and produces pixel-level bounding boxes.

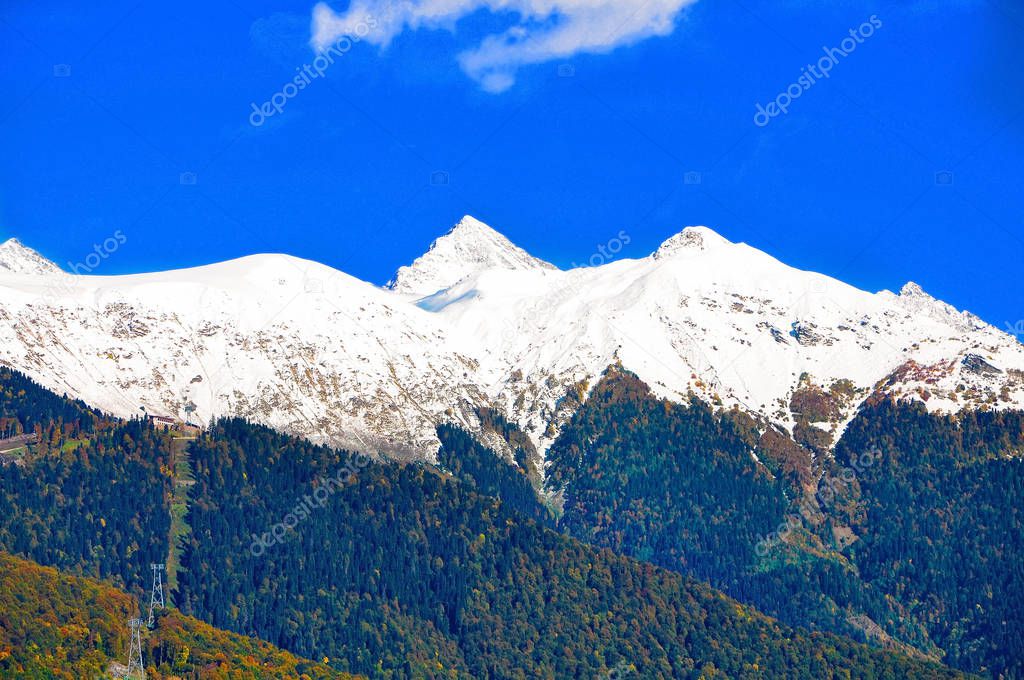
[310,0,697,93]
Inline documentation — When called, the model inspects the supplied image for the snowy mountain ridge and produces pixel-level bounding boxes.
[0,219,1021,460]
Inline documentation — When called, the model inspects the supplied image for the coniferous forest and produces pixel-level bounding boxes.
[0,368,172,590]
[546,366,1024,677]
[173,418,960,679]
[0,365,1019,677]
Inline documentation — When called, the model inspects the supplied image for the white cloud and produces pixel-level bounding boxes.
[310,0,697,92]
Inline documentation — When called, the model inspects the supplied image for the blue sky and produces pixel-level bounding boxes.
[0,0,1021,327]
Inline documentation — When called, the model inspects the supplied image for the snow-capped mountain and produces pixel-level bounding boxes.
[0,238,62,276]
[0,246,487,457]
[1,219,1022,460]
[386,215,555,297]
[423,224,1024,451]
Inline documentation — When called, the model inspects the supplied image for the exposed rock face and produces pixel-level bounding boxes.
[962,353,1002,377]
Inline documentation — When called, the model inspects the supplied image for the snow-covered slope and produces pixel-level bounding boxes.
[424,225,1024,451]
[1,222,1022,460]
[0,238,63,276]
[0,248,487,457]
[386,215,555,297]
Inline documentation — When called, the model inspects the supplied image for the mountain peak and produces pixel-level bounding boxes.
[386,215,555,297]
[895,280,982,332]
[899,281,927,297]
[653,225,730,259]
[0,238,62,276]
[447,214,498,237]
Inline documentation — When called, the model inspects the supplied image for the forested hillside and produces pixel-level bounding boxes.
[0,366,100,435]
[436,422,552,524]
[0,365,987,678]
[174,417,964,679]
[0,368,172,591]
[0,550,359,679]
[545,365,1024,677]
[835,400,1024,677]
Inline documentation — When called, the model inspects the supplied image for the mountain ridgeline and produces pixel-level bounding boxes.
[3,218,1023,462]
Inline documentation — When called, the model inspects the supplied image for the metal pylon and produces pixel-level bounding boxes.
[123,617,145,679]
[147,563,165,627]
